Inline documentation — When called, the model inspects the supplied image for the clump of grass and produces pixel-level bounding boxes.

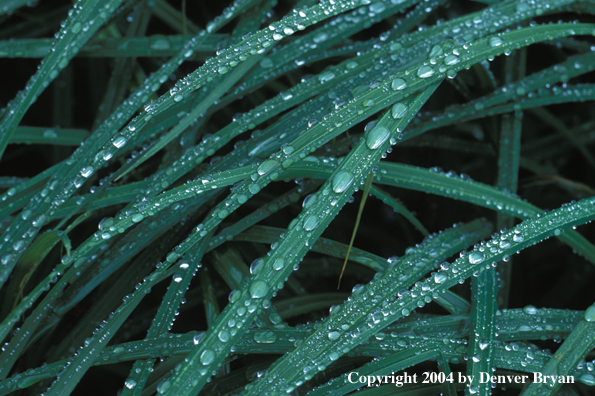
[0,0,595,395]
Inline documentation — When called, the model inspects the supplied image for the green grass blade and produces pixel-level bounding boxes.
[0,0,126,158]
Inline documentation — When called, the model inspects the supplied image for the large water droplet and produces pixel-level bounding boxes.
[250,280,269,299]
[303,215,319,231]
[125,378,137,389]
[302,194,317,208]
[258,159,278,175]
[523,305,538,315]
[433,272,448,284]
[318,71,335,83]
[584,304,595,322]
[131,214,144,223]
[254,330,277,343]
[332,171,354,193]
[417,65,435,78]
[218,330,230,342]
[200,349,215,365]
[366,125,390,149]
[391,78,407,90]
[513,232,524,243]
[489,36,503,47]
[444,54,460,66]
[468,252,485,264]
[391,103,408,119]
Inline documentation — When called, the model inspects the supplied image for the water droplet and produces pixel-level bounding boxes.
[318,71,335,83]
[273,258,285,271]
[250,280,269,299]
[150,35,170,50]
[125,378,137,389]
[131,214,144,223]
[254,330,277,343]
[391,103,408,119]
[366,125,390,150]
[523,305,538,315]
[250,258,263,274]
[249,184,261,194]
[499,239,511,249]
[218,330,230,342]
[200,349,215,365]
[71,22,81,33]
[346,60,358,69]
[444,54,460,66]
[468,251,485,264]
[584,304,595,322]
[302,194,317,208]
[303,215,319,231]
[80,166,94,178]
[391,78,407,90]
[417,65,435,78]
[258,159,278,175]
[429,44,443,58]
[489,36,503,47]
[43,129,58,138]
[157,379,171,394]
[433,272,448,284]
[578,373,595,386]
[516,3,530,12]
[332,171,354,193]
[328,331,340,341]
[113,136,127,148]
[513,232,524,243]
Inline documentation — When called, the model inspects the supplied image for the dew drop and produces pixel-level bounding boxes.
[444,54,460,66]
[318,71,335,83]
[254,330,277,343]
[489,36,503,47]
[332,171,354,193]
[43,129,58,138]
[257,159,278,175]
[302,194,317,208]
[468,251,485,264]
[131,214,144,223]
[200,349,215,365]
[584,304,595,322]
[523,305,538,315]
[250,280,269,299]
[417,65,435,78]
[124,378,137,389]
[218,330,230,343]
[391,77,407,90]
[391,103,408,119]
[433,272,448,284]
[303,215,319,231]
[366,125,390,150]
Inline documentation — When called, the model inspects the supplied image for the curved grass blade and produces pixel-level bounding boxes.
[120,236,209,396]
[0,0,126,158]
[243,195,595,395]
[521,304,595,396]
[287,160,595,266]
